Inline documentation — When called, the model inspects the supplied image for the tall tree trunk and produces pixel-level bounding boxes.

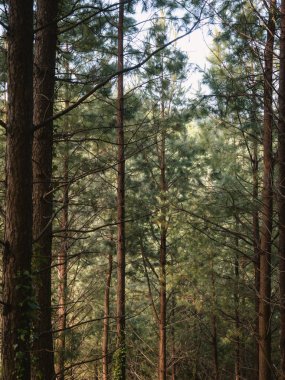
[102,252,113,380]
[159,225,167,380]
[278,1,285,378]
[170,256,176,380]
[2,1,34,378]
[115,0,126,378]
[32,1,58,378]
[259,1,275,379]
[234,238,241,380]
[253,139,260,380]
[159,122,167,380]
[210,256,219,380]
[56,139,69,380]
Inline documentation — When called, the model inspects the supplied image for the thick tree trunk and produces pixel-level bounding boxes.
[2,1,34,378]
[32,1,58,378]
[56,143,69,380]
[278,1,285,378]
[259,1,275,379]
[102,252,113,380]
[115,0,126,378]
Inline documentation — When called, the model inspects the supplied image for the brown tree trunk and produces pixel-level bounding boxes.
[278,1,285,378]
[234,249,241,380]
[259,1,275,379]
[115,0,126,378]
[2,1,34,378]
[253,139,260,380]
[32,1,58,378]
[170,259,176,380]
[210,256,219,380]
[56,141,69,380]
[159,225,167,380]
[102,252,113,380]
[158,121,167,380]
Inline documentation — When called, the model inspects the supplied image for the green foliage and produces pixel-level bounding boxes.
[112,347,126,380]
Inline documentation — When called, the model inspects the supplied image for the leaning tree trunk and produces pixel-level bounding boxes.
[2,1,34,378]
[259,1,275,379]
[278,1,285,378]
[115,0,126,378]
[32,1,58,378]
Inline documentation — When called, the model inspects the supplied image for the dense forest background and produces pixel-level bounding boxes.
[0,0,285,379]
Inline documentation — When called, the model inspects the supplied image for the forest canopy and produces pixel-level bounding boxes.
[0,1,284,380]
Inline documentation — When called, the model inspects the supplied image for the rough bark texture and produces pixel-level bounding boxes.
[32,1,58,379]
[279,1,285,378]
[102,252,113,380]
[115,0,126,378]
[259,2,275,379]
[2,1,34,378]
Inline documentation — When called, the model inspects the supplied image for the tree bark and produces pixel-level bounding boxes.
[210,256,219,380]
[56,139,69,380]
[234,248,241,380]
[259,1,275,379]
[32,1,58,378]
[102,252,113,380]
[158,121,167,380]
[115,0,126,378]
[252,139,260,380]
[2,1,34,378]
[278,1,285,378]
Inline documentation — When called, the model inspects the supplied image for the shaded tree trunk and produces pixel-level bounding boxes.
[278,1,285,378]
[259,1,275,379]
[56,140,69,380]
[2,1,34,378]
[159,223,167,380]
[158,116,167,380]
[234,246,241,380]
[210,256,219,380]
[32,0,58,378]
[252,139,260,380]
[115,0,126,378]
[102,252,113,380]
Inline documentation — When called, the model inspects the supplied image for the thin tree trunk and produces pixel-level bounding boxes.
[278,1,285,378]
[56,140,69,380]
[102,252,113,380]
[253,139,260,380]
[234,238,241,380]
[210,256,219,380]
[32,1,58,378]
[2,1,34,378]
[259,1,275,379]
[158,118,167,380]
[115,0,126,378]
[159,224,167,380]
[170,256,176,380]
